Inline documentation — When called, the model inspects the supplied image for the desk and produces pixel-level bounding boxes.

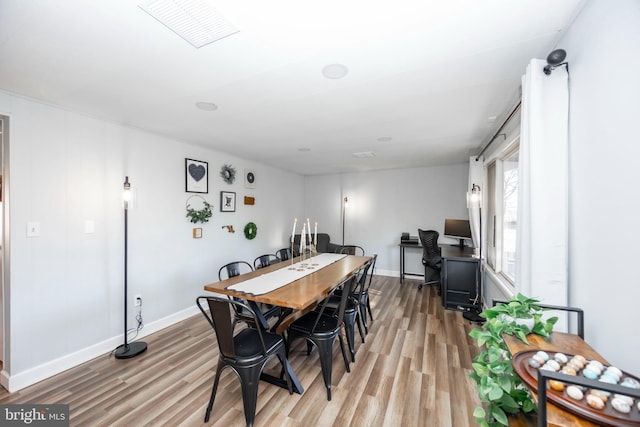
[440,245,481,311]
[203,255,371,394]
[398,241,423,283]
[504,332,608,427]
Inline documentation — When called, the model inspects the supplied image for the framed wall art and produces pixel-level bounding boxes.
[244,169,256,189]
[185,158,208,193]
[220,191,236,212]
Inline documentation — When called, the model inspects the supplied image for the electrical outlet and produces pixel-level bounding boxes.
[134,295,142,307]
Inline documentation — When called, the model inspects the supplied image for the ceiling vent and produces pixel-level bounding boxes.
[139,0,239,48]
[352,151,376,158]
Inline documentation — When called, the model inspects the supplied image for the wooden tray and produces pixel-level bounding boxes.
[513,350,640,427]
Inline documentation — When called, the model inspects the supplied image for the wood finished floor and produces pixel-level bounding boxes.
[0,276,483,426]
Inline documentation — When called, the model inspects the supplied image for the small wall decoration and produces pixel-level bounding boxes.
[245,169,256,189]
[244,222,257,240]
[221,225,235,233]
[185,195,213,224]
[193,228,203,238]
[220,191,236,212]
[220,164,236,184]
[185,158,208,193]
[244,196,255,205]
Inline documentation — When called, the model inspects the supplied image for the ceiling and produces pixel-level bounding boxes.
[0,0,583,175]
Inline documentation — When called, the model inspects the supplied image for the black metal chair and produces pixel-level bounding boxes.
[337,245,365,256]
[317,260,372,362]
[418,229,441,291]
[253,254,280,270]
[356,253,377,335]
[196,296,293,427]
[276,247,292,261]
[218,261,281,330]
[286,274,356,400]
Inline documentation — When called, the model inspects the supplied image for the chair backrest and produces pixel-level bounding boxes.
[254,254,280,270]
[418,229,440,264]
[338,245,365,256]
[313,275,358,332]
[276,247,291,261]
[363,254,378,292]
[218,261,253,281]
[197,296,268,360]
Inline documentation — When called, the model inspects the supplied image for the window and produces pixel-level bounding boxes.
[486,143,519,284]
[501,150,518,281]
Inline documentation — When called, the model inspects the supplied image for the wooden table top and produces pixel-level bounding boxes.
[505,332,609,427]
[203,255,371,312]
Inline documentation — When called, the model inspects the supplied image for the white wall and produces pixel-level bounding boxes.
[303,164,470,276]
[481,0,640,372]
[561,0,640,371]
[0,92,303,390]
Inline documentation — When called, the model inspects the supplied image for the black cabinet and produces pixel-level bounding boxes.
[440,246,480,312]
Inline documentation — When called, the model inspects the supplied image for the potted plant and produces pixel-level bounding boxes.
[469,293,558,427]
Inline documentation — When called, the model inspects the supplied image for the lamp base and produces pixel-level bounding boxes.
[114,341,148,359]
[463,310,485,324]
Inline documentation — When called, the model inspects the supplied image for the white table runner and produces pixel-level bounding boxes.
[227,253,347,295]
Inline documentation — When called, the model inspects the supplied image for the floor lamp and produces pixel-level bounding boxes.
[115,176,148,359]
[341,196,348,245]
[463,184,485,324]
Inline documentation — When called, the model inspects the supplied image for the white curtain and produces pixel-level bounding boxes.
[516,58,569,311]
[468,156,483,254]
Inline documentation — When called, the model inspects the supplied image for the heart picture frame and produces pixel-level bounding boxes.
[185,158,208,193]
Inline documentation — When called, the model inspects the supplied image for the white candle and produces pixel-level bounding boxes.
[314,222,318,245]
[306,218,312,246]
[300,223,306,251]
[291,217,297,243]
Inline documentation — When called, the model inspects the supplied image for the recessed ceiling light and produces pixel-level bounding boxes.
[298,148,311,152]
[322,64,349,79]
[487,116,497,122]
[377,137,393,142]
[196,102,218,111]
[352,151,376,158]
[139,0,239,48]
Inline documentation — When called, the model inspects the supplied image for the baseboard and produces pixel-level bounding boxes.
[374,269,400,278]
[2,305,200,393]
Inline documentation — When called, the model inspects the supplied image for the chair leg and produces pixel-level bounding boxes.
[366,296,373,323]
[337,335,351,373]
[355,310,365,344]
[237,363,265,427]
[311,336,337,401]
[343,311,357,362]
[205,362,225,422]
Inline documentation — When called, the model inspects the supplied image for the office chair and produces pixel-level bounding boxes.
[418,229,441,291]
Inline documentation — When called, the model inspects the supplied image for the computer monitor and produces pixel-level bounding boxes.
[444,219,472,249]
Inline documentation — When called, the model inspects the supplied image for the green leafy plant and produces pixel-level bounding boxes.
[186,201,213,224]
[469,293,558,427]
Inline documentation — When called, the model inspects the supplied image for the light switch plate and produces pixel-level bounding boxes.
[27,222,41,237]
[84,220,95,234]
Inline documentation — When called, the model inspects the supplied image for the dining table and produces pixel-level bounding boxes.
[203,253,372,394]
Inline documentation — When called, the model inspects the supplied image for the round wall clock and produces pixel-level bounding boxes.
[245,169,256,188]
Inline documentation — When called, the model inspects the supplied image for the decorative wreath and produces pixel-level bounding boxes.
[220,164,236,184]
[186,195,213,224]
[244,222,257,240]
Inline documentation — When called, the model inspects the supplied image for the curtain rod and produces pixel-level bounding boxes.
[475,100,522,161]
